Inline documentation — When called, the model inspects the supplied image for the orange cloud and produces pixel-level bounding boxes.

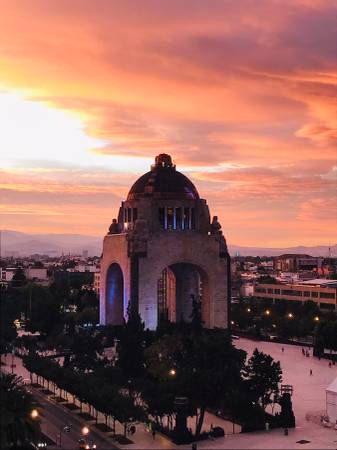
[0,0,336,246]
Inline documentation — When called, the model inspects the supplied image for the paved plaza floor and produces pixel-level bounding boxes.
[193,338,337,450]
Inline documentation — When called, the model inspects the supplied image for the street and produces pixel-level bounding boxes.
[1,354,118,449]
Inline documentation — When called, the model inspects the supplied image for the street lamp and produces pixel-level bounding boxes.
[82,426,90,436]
[265,309,270,316]
[169,368,176,377]
[31,409,39,419]
[247,308,251,313]
[314,316,320,322]
[288,313,294,319]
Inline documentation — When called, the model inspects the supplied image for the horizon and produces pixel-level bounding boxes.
[1,229,336,251]
[1,1,336,246]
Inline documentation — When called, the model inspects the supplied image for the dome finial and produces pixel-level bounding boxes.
[155,153,173,168]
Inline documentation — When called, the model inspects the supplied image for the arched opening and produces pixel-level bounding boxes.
[106,263,124,325]
[157,263,210,327]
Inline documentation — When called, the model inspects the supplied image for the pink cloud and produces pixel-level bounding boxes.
[0,0,336,245]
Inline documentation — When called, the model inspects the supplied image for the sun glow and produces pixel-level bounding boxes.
[0,91,154,174]
[0,91,107,168]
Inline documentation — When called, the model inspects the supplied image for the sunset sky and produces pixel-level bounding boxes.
[0,0,336,247]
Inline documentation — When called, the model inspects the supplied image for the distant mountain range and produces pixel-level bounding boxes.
[0,230,102,257]
[0,230,336,258]
[228,244,336,257]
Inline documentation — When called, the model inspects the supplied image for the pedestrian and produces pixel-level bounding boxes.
[152,430,156,440]
[310,369,313,376]
[329,362,332,368]
[282,347,284,353]
[302,348,305,355]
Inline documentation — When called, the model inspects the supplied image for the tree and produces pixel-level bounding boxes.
[11,267,27,288]
[145,329,246,438]
[314,320,337,355]
[190,294,203,334]
[117,304,145,378]
[244,348,282,411]
[0,286,18,354]
[23,284,62,336]
[75,307,98,327]
[141,378,176,429]
[114,393,145,436]
[279,392,295,428]
[66,331,105,372]
[0,373,41,449]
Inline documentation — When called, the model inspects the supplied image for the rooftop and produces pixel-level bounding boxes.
[127,154,200,201]
[299,279,337,286]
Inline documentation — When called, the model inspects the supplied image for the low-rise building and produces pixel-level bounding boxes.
[240,283,254,297]
[25,267,48,281]
[254,279,337,310]
[0,267,17,283]
[274,254,323,272]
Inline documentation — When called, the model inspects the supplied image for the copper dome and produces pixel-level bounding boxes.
[127,154,199,201]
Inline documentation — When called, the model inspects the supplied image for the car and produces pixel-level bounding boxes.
[78,439,97,449]
[210,426,225,437]
[78,439,86,449]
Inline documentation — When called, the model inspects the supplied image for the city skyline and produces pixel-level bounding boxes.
[1,0,336,246]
